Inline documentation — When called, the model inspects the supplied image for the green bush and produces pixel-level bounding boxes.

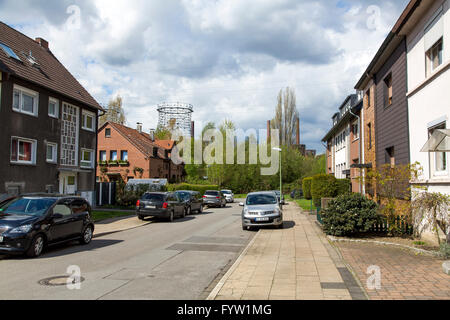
[321,193,379,236]
[336,179,351,196]
[168,183,219,195]
[302,177,313,200]
[311,174,337,207]
[440,243,450,259]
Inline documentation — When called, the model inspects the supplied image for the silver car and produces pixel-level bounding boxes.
[221,190,234,203]
[240,192,283,230]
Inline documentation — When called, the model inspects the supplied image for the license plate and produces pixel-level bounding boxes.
[145,205,156,209]
[0,236,3,243]
[256,217,269,222]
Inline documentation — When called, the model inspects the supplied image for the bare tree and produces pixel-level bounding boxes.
[271,87,299,146]
[99,95,126,127]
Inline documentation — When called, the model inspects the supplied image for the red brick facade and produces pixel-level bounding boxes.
[96,122,184,183]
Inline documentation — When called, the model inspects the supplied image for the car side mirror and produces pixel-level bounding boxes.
[239,202,244,207]
[52,213,63,220]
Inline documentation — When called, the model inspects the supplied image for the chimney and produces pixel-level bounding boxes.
[35,38,49,50]
[136,122,143,133]
[149,129,155,142]
[267,120,271,143]
[191,121,195,138]
[296,117,300,145]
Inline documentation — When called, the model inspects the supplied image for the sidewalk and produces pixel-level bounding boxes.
[208,202,367,300]
[93,215,151,238]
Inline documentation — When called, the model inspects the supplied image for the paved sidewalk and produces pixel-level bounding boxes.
[336,242,450,300]
[94,215,151,237]
[210,202,366,300]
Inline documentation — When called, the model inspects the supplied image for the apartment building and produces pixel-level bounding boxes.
[0,22,102,202]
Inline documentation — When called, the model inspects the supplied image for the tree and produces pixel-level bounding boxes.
[154,125,172,140]
[271,87,299,147]
[99,95,126,127]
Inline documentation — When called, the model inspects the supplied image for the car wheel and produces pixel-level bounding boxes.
[168,211,174,222]
[80,225,93,245]
[198,205,203,213]
[277,223,284,229]
[181,208,186,218]
[186,206,191,216]
[242,225,247,231]
[138,214,145,220]
[27,234,45,258]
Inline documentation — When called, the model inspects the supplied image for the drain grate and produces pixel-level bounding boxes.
[38,275,85,286]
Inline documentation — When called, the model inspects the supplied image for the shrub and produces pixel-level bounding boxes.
[311,174,337,207]
[440,243,450,259]
[168,183,219,195]
[322,193,379,236]
[336,179,351,196]
[302,177,313,200]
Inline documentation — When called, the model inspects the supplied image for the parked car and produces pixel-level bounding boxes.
[240,192,283,230]
[203,190,226,208]
[0,194,94,258]
[221,190,235,203]
[136,192,186,222]
[175,190,203,215]
[272,190,285,205]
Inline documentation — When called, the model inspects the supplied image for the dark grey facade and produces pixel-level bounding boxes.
[374,38,410,167]
[0,73,98,197]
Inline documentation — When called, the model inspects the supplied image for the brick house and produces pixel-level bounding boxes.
[0,22,102,202]
[96,122,184,183]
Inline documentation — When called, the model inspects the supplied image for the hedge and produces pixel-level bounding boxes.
[311,174,337,207]
[302,177,313,200]
[168,183,219,195]
[336,179,351,196]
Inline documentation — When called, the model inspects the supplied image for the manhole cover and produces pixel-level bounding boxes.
[38,276,85,286]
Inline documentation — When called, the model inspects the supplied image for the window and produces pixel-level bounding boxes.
[99,151,106,162]
[10,137,37,165]
[121,151,128,161]
[46,142,58,163]
[80,149,94,168]
[429,123,447,175]
[0,42,21,61]
[110,151,117,161]
[368,123,372,150]
[385,147,395,168]
[82,110,95,132]
[352,121,360,140]
[105,128,111,138]
[12,85,39,116]
[426,38,443,76]
[366,88,371,108]
[384,74,393,107]
[48,98,59,118]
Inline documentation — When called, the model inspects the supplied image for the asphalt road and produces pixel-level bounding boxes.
[0,201,255,300]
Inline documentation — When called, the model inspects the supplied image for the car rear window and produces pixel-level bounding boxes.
[221,190,231,194]
[141,193,165,201]
[205,191,219,196]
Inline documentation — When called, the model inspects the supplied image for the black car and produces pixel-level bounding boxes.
[136,192,186,222]
[175,191,204,215]
[0,194,94,258]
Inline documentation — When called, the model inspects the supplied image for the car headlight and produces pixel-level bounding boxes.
[243,208,249,215]
[9,224,33,234]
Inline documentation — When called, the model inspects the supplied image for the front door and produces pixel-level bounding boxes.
[59,173,77,195]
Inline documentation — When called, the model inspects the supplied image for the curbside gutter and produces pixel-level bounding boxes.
[206,230,260,300]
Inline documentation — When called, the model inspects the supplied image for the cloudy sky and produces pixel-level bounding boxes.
[0,0,410,152]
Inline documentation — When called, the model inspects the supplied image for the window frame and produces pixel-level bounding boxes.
[428,122,448,177]
[110,150,118,161]
[12,85,39,117]
[46,142,58,164]
[383,73,393,108]
[48,97,59,119]
[426,38,443,76]
[120,150,128,161]
[99,150,107,162]
[10,136,37,165]
[81,110,96,132]
[105,128,111,138]
[80,148,94,169]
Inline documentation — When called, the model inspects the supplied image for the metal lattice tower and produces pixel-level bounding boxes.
[157,102,194,137]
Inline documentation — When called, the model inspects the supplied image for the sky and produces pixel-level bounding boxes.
[0,0,410,152]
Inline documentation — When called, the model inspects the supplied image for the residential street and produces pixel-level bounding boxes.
[0,202,254,300]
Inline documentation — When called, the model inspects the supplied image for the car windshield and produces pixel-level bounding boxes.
[273,191,281,195]
[221,190,231,194]
[246,194,277,205]
[142,193,165,202]
[0,197,57,216]
[176,192,191,200]
[205,191,219,196]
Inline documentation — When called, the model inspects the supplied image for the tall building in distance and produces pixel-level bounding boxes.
[157,102,194,137]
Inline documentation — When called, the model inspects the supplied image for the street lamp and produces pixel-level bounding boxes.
[273,147,282,204]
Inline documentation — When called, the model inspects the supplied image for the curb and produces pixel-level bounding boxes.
[328,236,442,257]
[206,230,260,300]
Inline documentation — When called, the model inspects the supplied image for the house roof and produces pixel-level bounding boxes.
[153,140,175,150]
[355,0,423,90]
[322,99,363,142]
[0,21,102,111]
[105,122,174,160]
